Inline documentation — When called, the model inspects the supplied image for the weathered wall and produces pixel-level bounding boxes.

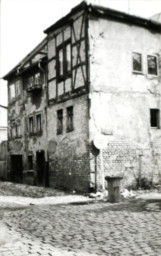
[88,17,161,189]
[47,11,90,192]
[0,106,7,142]
[47,94,90,192]
[8,65,48,185]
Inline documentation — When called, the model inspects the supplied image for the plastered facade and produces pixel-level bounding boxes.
[88,17,161,189]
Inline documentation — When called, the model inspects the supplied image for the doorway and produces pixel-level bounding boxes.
[36,150,45,186]
[10,155,23,183]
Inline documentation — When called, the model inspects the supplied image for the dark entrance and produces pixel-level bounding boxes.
[36,150,45,186]
[10,155,23,183]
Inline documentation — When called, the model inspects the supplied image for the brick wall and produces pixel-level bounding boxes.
[48,94,90,192]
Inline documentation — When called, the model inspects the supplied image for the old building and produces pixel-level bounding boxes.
[0,104,7,180]
[4,38,48,185]
[4,1,161,191]
[0,104,7,142]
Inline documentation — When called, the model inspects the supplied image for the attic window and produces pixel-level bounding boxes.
[9,84,16,100]
[147,55,158,75]
[132,53,142,72]
[150,109,160,128]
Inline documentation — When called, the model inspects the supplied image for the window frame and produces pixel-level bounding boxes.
[9,84,16,101]
[36,113,42,134]
[147,55,158,76]
[56,40,71,82]
[132,52,143,74]
[28,116,34,135]
[9,79,21,102]
[66,106,74,132]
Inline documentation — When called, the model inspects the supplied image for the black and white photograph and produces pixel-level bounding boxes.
[0,0,161,255]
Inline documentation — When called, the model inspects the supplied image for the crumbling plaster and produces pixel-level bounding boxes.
[88,17,161,187]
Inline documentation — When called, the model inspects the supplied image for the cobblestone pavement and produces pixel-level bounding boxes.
[0,200,161,256]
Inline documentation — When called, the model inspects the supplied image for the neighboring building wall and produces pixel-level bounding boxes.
[47,11,90,192]
[88,17,161,189]
[7,55,48,185]
[0,106,7,142]
[0,141,7,180]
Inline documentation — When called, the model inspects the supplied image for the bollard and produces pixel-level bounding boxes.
[105,176,123,203]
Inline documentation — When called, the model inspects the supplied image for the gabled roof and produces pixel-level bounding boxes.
[3,37,47,80]
[44,1,161,34]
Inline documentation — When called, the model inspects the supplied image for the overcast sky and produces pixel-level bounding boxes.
[1,0,161,106]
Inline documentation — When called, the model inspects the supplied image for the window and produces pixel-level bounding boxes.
[66,106,73,132]
[15,80,21,95]
[36,114,42,133]
[29,116,34,134]
[57,109,63,134]
[16,125,21,137]
[132,53,142,72]
[9,84,16,100]
[147,55,158,75]
[65,44,71,73]
[57,41,71,80]
[150,109,160,128]
[28,155,33,170]
[11,126,16,138]
[35,73,41,84]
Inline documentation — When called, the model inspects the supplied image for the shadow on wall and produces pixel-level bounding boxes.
[0,141,7,180]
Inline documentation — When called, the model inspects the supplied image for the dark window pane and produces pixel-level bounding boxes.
[57,109,63,134]
[133,53,142,72]
[36,114,41,132]
[29,116,34,134]
[150,109,159,128]
[148,55,157,75]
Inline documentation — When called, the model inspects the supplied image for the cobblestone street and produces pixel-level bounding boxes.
[0,199,161,256]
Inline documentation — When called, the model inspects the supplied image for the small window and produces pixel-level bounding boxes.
[150,109,160,128]
[9,84,16,100]
[58,49,64,77]
[67,106,74,132]
[15,80,21,95]
[147,55,158,75]
[29,116,34,134]
[132,53,142,72]
[11,126,16,138]
[65,44,71,73]
[36,114,42,133]
[35,73,41,84]
[16,124,21,137]
[57,109,63,135]
[28,155,33,170]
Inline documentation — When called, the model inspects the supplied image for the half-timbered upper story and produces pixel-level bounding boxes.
[44,2,89,105]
